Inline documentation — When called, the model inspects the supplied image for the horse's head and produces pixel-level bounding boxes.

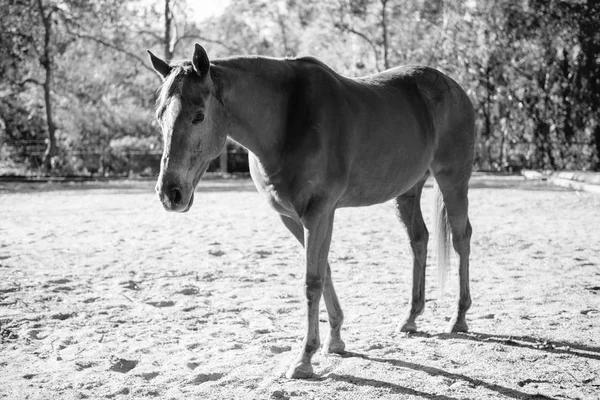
[148,44,227,212]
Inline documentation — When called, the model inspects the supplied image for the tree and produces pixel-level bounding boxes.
[2,0,599,175]
[5,0,65,171]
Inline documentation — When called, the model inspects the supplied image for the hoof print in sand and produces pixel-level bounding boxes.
[270,345,292,354]
[190,372,224,385]
[145,300,175,308]
[51,312,76,320]
[178,287,199,296]
[109,358,138,373]
[121,281,141,291]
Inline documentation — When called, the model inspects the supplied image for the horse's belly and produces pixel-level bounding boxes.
[338,149,433,208]
[335,102,435,207]
[338,172,424,207]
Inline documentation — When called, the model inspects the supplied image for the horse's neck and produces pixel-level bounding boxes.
[213,58,292,165]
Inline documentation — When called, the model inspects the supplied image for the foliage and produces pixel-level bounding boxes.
[1,0,599,175]
[0,91,46,170]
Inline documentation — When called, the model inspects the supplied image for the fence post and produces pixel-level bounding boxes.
[219,144,228,173]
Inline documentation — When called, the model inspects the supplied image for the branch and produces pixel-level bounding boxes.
[138,29,163,42]
[4,31,35,41]
[20,77,44,87]
[71,32,159,79]
[334,23,381,71]
[173,34,238,53]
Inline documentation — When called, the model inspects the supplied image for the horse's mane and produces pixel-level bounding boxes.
[155,55,337,118]
[156,57,286,110]
[212,55,338,81]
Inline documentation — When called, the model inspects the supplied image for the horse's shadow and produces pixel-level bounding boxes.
[322,371,461,400]
[433,331,600,361]
[323,349,559,400]
[316,331,599,400]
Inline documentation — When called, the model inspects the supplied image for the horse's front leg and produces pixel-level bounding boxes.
[286,208,335,379]
[279,215,345,355]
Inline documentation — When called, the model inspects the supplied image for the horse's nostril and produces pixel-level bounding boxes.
[170,187,183,205]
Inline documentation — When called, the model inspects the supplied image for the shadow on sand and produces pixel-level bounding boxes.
[324,372,461,400]
[434,331,600,362]
[404,331,600,362]
[322,351,557,400]
[312,330,598,399]
[0,179,257,194]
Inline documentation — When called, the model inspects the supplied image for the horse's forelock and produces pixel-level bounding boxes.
[156,63,194,119]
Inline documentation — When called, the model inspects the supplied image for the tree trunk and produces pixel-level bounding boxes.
[164,0,174,61]
[42,64,57,172]
[37,0,57,172]
[277,10,291,56]
[380,0,389,70]
[581,0,600,169]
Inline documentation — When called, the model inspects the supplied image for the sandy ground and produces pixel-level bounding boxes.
[0,174,599,400]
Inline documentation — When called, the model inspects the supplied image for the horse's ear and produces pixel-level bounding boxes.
[192,43,210,78]
[147,50,172,79]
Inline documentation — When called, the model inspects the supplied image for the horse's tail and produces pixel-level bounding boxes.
[433,180,452,299]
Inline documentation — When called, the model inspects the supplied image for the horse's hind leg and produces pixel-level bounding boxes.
[433,172,472,333]
[395,175,429,333]
[278,215,345,354]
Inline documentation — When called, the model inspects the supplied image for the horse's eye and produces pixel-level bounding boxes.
[191,113,205,125]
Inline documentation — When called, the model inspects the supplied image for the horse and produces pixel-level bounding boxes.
[147,43,475,379]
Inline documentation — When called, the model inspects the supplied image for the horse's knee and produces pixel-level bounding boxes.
[304,275,323,302]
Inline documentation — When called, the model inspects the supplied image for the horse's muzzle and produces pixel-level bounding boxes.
[156,181,194,213]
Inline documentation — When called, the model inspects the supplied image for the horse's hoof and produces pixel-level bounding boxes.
[447,318,469,333]
[397,321,417,333]
[322,336,345,354]
[285,361,313,379]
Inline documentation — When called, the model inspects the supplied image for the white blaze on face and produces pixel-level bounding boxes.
[159,95,185,175]
[163,95,182,137]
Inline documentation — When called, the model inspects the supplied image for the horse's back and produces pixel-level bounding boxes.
[371,65,474,136]
[341,66,475,205]
[280,63,436,207]
[262,59,474,212]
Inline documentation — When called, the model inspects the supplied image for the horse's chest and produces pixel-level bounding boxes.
[248,154,298,218]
